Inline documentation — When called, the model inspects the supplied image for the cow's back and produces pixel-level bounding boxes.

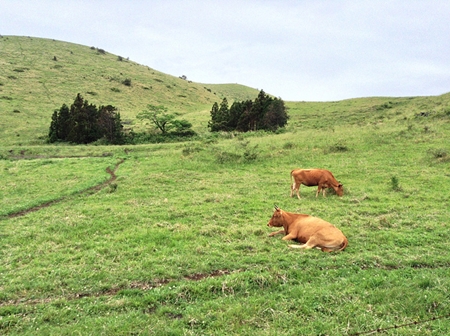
[293,215,335,236]
[293,215,347,248]
[292,169,326,186]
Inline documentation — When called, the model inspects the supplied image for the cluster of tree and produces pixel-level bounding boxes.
[136,104,196,137]
[208,90,289,132]
[48,94,124,144]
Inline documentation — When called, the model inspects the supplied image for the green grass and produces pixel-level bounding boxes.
[1,35,450,335]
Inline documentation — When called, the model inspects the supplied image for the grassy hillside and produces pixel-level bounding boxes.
[0,36,260,145]
[1,35,450,335]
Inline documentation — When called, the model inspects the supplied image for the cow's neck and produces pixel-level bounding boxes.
[330,180,339,188]
[281,211,303,231]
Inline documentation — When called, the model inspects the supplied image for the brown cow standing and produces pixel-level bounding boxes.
[267,206,348,252]
[290,169,343,198]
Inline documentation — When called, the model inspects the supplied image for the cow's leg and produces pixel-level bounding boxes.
[291,182,301,199]
[320,247,335,252]
[288,236,318,250]
[288,243,313,249]
[281,233,297,241]
[268,229,285,237]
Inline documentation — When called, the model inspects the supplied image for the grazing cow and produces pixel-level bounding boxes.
[267,206,348,252]
[290,169,343,198]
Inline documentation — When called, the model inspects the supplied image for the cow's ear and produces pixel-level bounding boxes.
[274,204,279,210]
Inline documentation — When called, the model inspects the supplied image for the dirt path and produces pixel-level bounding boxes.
[5,158,125,219]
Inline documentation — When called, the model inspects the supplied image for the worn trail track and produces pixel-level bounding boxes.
[4,158,125,219]
[1,157,242,308]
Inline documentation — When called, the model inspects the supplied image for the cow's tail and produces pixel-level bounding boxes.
[337,237,348,251]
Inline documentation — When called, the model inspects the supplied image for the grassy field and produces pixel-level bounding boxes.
[1,36,450,335]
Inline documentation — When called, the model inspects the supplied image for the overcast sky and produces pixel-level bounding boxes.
[1,0,450,101]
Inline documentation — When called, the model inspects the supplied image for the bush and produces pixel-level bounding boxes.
[391,176,402,192]
[214,140,259,164]
[182,144,203,156]
[215,151,241,164]
[429,148,449,162]
[239,140,259,162]
[327,141,349,153]
[283,142,296,149]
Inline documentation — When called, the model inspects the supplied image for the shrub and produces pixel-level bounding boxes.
[182,144,203,156]
[391,176,402,192]
[214,140,259,164]
[239,140,259,162]
[215,151,241,164]
[108,183,118,193]
[327,141,349,153]
[429,148,448,162]
[283,142,296,149]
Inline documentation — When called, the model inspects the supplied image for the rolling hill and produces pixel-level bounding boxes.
[0,35,261,145]
[1,35,450,146]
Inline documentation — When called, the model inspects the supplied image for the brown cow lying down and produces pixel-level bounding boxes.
[290,168,343,198]
[267,206,348,252]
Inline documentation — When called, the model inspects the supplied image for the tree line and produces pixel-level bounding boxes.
[48,90,288,145]
[208,90,289,132]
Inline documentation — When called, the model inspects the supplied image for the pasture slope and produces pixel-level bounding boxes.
[1,36,450,335]
[0,35,260,146]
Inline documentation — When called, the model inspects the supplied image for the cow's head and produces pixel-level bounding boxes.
[335,183,344,196]
[267,206,284,227]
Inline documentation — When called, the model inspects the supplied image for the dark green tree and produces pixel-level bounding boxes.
[98,105,124,144]
[218,98,230,131]
[57,103,71,140]
[249,90,273,131]
[208,102,220,131]
[236,100,254,132]
[228,101,245,130]
[208,98,230,131]
[48,110,59,143]
[261,98,289,131]
[66,94,100,143]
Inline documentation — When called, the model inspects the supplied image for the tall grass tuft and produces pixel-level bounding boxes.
[391,176,402,191]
